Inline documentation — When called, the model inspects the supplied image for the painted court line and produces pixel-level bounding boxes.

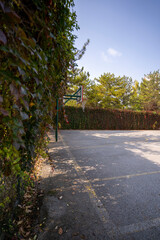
[92,171,160,182]
[69,142,146,151]
[69,138,158,151]
[119,217,160,235]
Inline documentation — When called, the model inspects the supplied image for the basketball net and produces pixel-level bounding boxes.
[82,99,87,112]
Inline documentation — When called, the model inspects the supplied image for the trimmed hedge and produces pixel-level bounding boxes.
[59,106,160,130]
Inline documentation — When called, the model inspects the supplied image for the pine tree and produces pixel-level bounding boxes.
[95,73,132,109]
[139,71,160,111]
[130,80,141,110]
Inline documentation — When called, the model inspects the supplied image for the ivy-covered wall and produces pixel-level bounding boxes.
[0,0,78,235]
[59,106,160,130]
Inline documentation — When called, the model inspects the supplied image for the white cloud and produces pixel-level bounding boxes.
[107,48,122,57]
[101,48,122,63]
[101,52,109,62]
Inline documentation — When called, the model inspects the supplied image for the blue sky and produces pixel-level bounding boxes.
[74,0,160,82]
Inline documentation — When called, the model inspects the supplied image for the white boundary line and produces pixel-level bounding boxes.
[119,217,160,235]
[92,171,160,182]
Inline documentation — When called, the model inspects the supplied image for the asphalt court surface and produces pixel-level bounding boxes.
[60,130,160,239]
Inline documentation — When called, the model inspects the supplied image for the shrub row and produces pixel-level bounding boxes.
[59,106,160,130]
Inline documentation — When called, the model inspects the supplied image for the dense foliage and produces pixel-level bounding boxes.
[60,106,160,130]
[66,70,160,112]
[139,71,160,110]
[0,0,79,235]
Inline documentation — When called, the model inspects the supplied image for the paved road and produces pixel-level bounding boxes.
[38,130,160,240]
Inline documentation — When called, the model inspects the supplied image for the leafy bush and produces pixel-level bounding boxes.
[59,106,160,130]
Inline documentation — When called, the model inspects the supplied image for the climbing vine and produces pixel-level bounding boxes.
[0,0,79,235]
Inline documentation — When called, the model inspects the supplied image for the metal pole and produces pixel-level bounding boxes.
[55,98,58,142]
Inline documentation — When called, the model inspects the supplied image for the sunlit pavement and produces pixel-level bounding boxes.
[38,130,160,240]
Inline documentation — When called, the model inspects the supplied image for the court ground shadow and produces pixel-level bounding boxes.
[38,130,160,240]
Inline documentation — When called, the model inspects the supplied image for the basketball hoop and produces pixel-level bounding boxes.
[56,86,83,142]
[63,86,83,105]
[82,99,87,112]
[76,86,83,104]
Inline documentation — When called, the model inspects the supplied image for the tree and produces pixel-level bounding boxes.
[66,71,134,109]
[86,81,103,107]
[139,71,160,111]
[129,80,141,110]
[94,73,132,109]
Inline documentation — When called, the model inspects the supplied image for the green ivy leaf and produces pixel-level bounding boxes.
[0,70,20,83]
[0,107,9,116]
[18,67,25,76]
[13,157,21,165]
[22,99,29,111]
[20,111,29,120]
[0,95,3,103]
[0,1,5,12]
[5,9,21,23]
[13,104,20,111]
[0,45,9,53]
[10,83,20,100]
[0,30,7,45]
[50,32,55,39]
[0,203,5,208]
[13,141,20,150]
[20,86,27,96]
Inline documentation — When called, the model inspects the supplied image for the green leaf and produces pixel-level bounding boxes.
[10,83,20,100]
[0,45,9,53]
[5,10,21,23]
[19,127,25,135]
[20,86,27,96]
[18,67,25,76]
[13,104,20,111]
[0,203,5,208]
[13,157,21,165]
[34,77,40,85]
[0,95,3,103]
[20,111,29,120]
[27,38,36,48]
[37,52,42,60]
[0,1,5,12]
[0,107,9,116]
[50,32,55,39]
[0,30,7,45]
[19,57,29,66]
[0,70,20,83]
[16,27,27,39]
[33,67,38,74]
[22,99,29,111]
